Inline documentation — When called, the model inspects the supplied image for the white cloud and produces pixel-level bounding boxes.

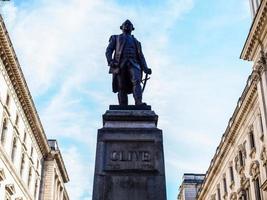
[62,146,93,199]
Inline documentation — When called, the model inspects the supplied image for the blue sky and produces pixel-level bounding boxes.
[1,0,253,199]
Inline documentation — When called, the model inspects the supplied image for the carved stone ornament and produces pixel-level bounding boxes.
[210,194,216,200]
[0,168,6,181]
[249,160,260,180]
[230,192,237,200]
[240,172,250,188]
[5,184,15,195]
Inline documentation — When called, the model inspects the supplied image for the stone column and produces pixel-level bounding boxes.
[92,105,167,200]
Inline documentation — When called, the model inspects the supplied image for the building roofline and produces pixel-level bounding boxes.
[240,0,267,61]
[197,70,259,199]
[48,139,69,183]
[0,15,50,155]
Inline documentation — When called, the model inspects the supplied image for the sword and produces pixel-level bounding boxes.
[142,73,150,93]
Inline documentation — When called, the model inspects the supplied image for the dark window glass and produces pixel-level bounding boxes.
[254,178,262,200]
[15,114,19,126]
[259,115,264,134]
[249,131,255,149]
[223,177,227,193]
[20,153,25,176]
[1,118,7,144]
[11,137,17,162]
[230,166,234,182]
[217,186,221,200]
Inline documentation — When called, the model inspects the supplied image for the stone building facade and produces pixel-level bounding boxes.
[0,14,69,200]
[184,0,267,199]
[178,174,205,200]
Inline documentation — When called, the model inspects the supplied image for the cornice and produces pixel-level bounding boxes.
[0,15,50,155]
[47,150,69,183]
[54,150,69,183]
[240,0,267,61]
[197,72,259,199]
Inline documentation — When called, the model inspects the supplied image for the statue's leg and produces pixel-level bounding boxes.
[117,68,128,105]
[129,67,142,105]
[118,91,128,105]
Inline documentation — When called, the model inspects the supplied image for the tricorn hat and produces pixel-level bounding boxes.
[120,19,135,30]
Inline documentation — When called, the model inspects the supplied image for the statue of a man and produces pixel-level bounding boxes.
[105,19,152,106]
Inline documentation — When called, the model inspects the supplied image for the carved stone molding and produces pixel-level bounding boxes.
[240,172,250,188]
[230,192,237,200]
[241,0,267,61]
[5,184,15,195]
[249,160,260,180]
[0,168,5,181]
[261,179,267,191]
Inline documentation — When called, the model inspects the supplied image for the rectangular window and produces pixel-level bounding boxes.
[15,114,19,126]
[23,132,27,143]
[30,146,33,157]
[20,153,25,176]
[249,131,255,149]
[1,118,8,145]
[229,166,234,182]
[254,178,262,200]
[217,186,221,200]
[27,167,32,187]
[5,93,9,107]
[223,177,227,193]
[259,114,264,134]
[34,179,38,199]
[11,136,17,162]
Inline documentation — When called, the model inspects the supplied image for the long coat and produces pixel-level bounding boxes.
[105,34,148,93]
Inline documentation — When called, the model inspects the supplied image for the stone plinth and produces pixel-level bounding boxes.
[92,105,167,200]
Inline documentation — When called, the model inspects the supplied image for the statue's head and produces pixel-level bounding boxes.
[120,19,135,34]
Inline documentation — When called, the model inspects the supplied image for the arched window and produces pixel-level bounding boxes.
[1,118,8,145]
[11,136,17,162]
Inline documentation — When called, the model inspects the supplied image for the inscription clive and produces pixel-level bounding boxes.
[110,151,151,162]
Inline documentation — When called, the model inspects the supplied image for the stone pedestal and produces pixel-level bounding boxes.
[92,105,167,200]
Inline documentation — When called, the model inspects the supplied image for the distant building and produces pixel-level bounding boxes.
[177,174,205,200]
[178,0,267,199]
[0,14,69,200]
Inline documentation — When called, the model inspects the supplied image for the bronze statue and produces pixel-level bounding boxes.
[106,19,152,106]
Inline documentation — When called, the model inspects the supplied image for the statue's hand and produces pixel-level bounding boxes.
[109,60,117,68]
[144,68,152,75]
